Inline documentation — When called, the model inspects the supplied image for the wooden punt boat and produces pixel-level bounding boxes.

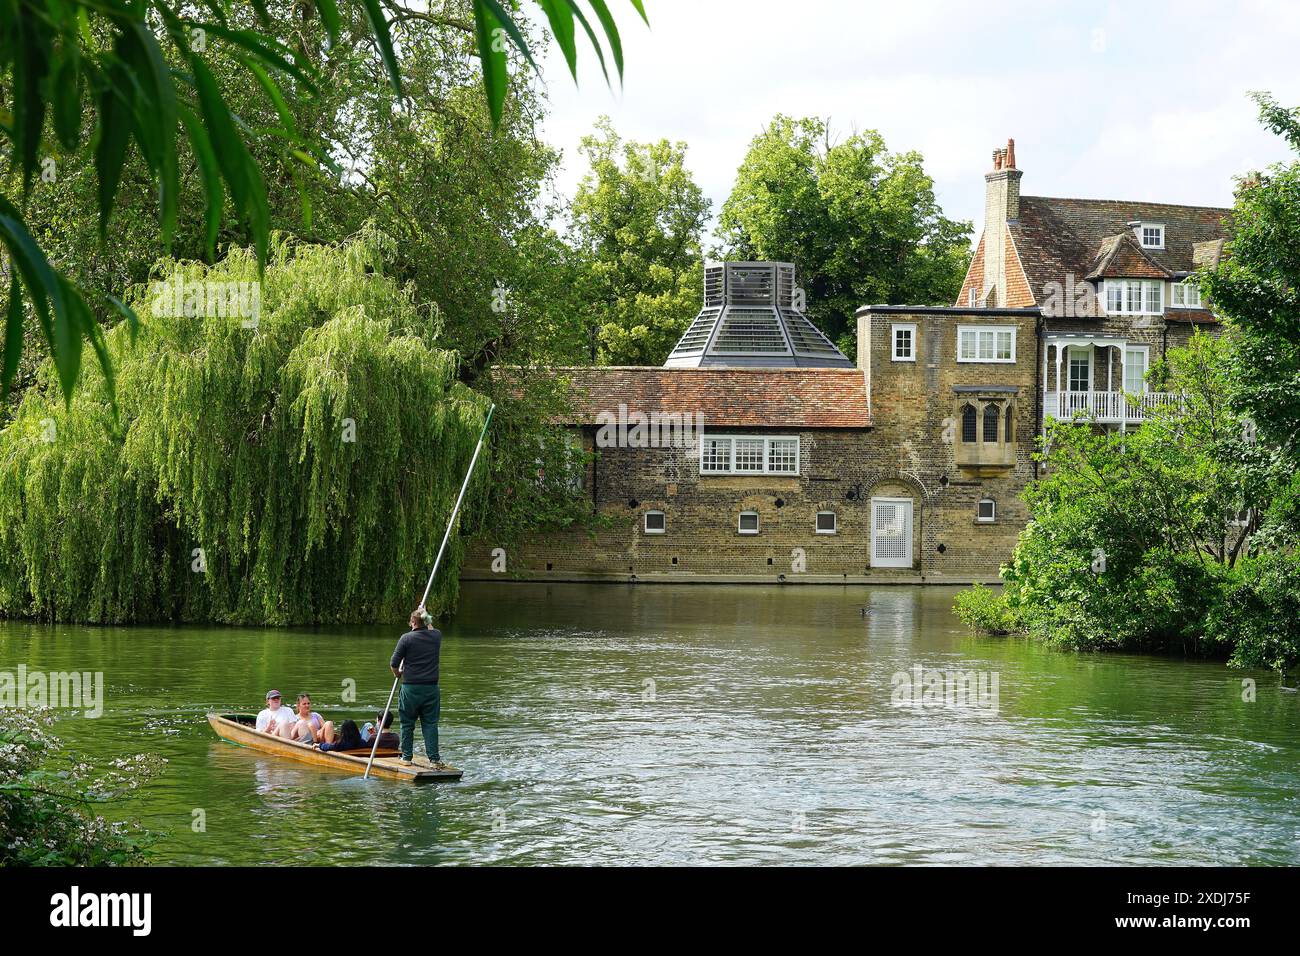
[207,713,463,783]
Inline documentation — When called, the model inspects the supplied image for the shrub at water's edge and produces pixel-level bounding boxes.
[951,333,1300,674]
[0,709,164,865]
[952,584,1020,635]
[0,231,491,625]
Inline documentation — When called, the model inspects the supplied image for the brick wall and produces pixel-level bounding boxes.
[463,305,1043,585]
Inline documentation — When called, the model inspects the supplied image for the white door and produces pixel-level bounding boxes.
[871,497,913,568]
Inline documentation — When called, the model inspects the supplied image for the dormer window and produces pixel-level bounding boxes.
[1138,223,1165,249]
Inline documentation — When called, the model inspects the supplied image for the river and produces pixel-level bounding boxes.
[2,582,1297,865]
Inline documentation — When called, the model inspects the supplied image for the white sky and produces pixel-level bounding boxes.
[535,0,1300,244]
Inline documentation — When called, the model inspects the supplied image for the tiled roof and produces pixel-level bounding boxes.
[554,366,871,428]
[1085,231,1172,280]
[1165,308,1220,325]
[1015,196,1231,300]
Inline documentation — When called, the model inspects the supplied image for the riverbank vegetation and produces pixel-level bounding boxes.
[0,708,163,865]
[956,96,1300,675]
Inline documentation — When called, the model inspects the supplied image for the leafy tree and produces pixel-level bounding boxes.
[0,230,546,624]
[718,115,970,357]
[1203,94,1300,498]
[0,0,646,403]
[570,117,710,365]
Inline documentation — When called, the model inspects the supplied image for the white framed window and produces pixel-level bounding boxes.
[1068,347,1092,392]
[968,287,977,308]
[957,326,1016,363]
[1138,223,1165,249]
[892,323,916,362]
[977,499,996,522]
[1124,346,1149,395]
[1102,280,1163,315]
[1170,280,1202,308]
[768,437,798,473]
[699,435,800,475]
[644,511,666,534]
[701,436,730,473]
[815,511,837,534]
[733,437,765,472]
[738,511,760,535]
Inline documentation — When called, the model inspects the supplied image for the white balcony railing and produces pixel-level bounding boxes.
[1043,390,1181,423]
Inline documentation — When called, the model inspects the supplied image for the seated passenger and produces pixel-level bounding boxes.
[254,690,296,736]
[272,693,329,745]
[317,719,364,752]
[361,710,400,751]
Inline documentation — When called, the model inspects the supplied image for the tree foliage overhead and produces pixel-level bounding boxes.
[0,230,491,624]
[718,115,971,356]
[569,116,710,365]
[0,0,646,404]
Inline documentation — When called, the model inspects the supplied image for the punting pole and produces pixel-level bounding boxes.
[364,403,496,781]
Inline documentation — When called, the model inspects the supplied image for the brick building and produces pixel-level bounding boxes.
[463,140,1231,585]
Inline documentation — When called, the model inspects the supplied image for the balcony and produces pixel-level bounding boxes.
[1043,390,1180,424]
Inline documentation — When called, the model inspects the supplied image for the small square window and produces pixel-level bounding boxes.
[892,324,916,362]
[815,511,837,534]
[977,499,996,522]
[738,511,760,535]
[1140,224,1165,249]
[645,511,666,534]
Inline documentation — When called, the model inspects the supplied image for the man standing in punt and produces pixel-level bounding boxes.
[390,607,445,768]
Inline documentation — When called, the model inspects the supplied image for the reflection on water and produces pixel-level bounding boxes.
[2,582,1298,865]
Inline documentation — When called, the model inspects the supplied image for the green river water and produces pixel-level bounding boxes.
[2,582,1298,865]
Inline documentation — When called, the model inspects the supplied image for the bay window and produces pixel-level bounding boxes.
[1170,280,1202,308]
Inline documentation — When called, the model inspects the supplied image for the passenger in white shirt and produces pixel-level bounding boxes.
[254,690,296,735]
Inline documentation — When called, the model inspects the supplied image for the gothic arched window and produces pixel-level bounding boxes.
[983,403,999,443]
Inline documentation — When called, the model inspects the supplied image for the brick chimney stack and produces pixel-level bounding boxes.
[981,138,1024,306]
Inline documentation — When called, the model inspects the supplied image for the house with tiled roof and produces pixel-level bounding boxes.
[958,139,1230,427]
[461,141,1232,585]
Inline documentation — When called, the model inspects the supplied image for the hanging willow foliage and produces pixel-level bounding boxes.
[0,230,490,625]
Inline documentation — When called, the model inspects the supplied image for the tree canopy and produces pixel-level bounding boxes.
[0,231,492,624]
[569,117,710,365]
[0,0,646,404]
[718,115,971,356]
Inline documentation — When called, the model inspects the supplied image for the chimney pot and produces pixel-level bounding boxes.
[992,148,1002,171]
[1005,138,1016,169]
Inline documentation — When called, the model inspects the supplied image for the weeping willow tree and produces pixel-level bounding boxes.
[0,230,489,625]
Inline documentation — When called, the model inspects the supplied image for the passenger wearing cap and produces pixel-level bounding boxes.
[255,690,295,735]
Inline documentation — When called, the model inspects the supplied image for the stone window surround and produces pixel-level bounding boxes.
[953,385,1019,471]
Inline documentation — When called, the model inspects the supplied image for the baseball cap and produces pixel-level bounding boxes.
[266,690,282,700]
